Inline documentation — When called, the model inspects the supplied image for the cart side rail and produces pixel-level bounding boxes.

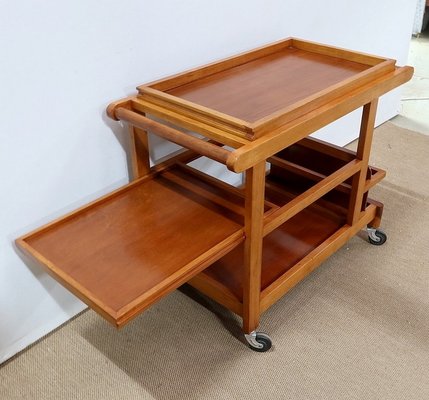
[227,66,413,173]
[109,106,232,166]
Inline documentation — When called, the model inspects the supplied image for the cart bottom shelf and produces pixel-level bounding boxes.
[188,194,379,317]
[199,203,344,299]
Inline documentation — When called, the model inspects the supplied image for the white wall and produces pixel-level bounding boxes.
[0,0,416,363]
[413,0,426,34]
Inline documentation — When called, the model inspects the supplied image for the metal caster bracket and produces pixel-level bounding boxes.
[244,331,272,352]
[366,227,387,245]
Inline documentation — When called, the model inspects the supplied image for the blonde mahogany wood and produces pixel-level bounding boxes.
[203,191,349,302]
[17,167,245,327]
[146,48,388,127]
[263,159,362,236]
[115,230,243,327]
[144,38,293,92]
[264,179,349,223]
[291,38,390,66]
[250,59,393,137]
[130,97,249,148]
[187,272,243,316]
[367,198,384,229]
[242,162,266,333]
[138,38,396,141]
[347,100,378,225]
[268,139,386,194]
[115,108,231,166]
[268,157,348,192]
[260,204,378,312]
[142,87,251,135]
[299,136,358,162]
[268,156,386,201]
[129,124,150,179]
[17,39,412,337]
[106,96,132,120]
[198,198,379,314]
[154,50,376,122]
[227,66,413,172]
[185,127,389,324]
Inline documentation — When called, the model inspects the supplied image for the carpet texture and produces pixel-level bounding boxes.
[1,122,428,400]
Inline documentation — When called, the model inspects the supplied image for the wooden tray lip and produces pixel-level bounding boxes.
[15,169,245,328]
[136,37,396,139]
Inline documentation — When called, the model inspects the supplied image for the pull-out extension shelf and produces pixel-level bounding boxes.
[17,37,412,352]
[17,163,254,327]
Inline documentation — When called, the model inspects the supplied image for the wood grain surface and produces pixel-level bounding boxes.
[167,47,369,122]
[203,198,345,301]
[18,167,245,326]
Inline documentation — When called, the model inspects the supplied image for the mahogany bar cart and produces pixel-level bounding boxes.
[17,38,413,351]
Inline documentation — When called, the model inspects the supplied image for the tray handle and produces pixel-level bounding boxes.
[113,107,231,166]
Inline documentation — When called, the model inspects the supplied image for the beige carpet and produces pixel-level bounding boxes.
[1,122,428,400]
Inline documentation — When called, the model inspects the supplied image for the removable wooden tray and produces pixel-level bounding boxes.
[137,37,395,140]
[16,166,248,327]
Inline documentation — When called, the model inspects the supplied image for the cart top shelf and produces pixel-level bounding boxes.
[136,38,398,140]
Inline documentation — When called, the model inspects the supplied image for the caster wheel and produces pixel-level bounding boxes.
[244,332,272,352]
[368,229,387,246]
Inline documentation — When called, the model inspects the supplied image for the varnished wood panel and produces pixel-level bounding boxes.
[347,100,378,225]
[203,201,345,301]
[166,48,369,122]
[19,38,412,335]
[18,168,244,325]
[263,159,361,236]
[143,38,293,92]
[242,162,266,333]
[126,39,410,147]
[227,66,413,172]
[260,203,378,312]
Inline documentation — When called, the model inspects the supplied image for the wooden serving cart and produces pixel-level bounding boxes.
[17,38,413,351]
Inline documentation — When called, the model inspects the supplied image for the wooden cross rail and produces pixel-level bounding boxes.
[114,107,232,166]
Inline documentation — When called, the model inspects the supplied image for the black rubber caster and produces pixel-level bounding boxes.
[368,229,387,246]
[245,332,272,352]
